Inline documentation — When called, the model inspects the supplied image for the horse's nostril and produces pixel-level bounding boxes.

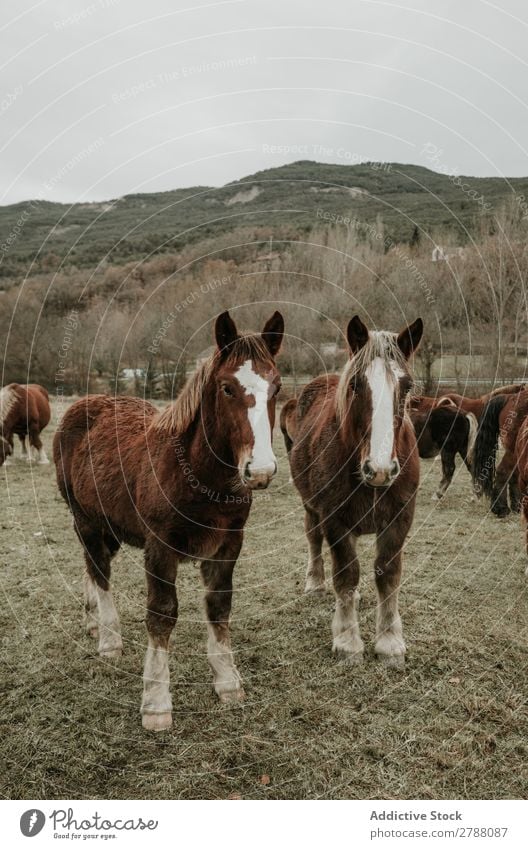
[244,462,252,479]
[390,459,400,478]
[361,460,375,480]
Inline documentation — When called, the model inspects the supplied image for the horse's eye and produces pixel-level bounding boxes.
[222,384,234,397]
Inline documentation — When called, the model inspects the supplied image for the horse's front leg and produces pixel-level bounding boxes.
[201,533,244,703]
[374,526,406,669]
[304,507,325,593]
[141,539,179,732]
[326,523,363,664]
[19,435,28,459]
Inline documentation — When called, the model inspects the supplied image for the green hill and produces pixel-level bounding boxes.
[1,161,525,278]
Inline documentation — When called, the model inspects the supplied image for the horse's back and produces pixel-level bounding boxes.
[54,395,157,519]
[296,374,339,423]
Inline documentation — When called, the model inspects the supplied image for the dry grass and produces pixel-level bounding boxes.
[1,401,527,800]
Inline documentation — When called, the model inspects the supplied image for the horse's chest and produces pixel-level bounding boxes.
[166,503,249,561]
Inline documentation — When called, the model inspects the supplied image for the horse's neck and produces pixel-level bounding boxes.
[182,396,237,483]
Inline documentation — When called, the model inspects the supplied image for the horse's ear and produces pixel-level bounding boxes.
[215,311,239,354]
[347,315,369,354]
[397,318,423,359]
[261,311,284,357]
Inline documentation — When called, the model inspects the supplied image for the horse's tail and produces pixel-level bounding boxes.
[472,395,508,497]
[280,398,297,457]
[437,395,457,409]
[465,412,478,466]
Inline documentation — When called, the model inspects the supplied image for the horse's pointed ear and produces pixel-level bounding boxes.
[397,318,423,358]
[347,315,369,354]
[215,311,239,354]
[261,311,284,357]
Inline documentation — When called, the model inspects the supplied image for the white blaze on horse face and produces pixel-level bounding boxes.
[365,357,397,470]
[235,359,277,476]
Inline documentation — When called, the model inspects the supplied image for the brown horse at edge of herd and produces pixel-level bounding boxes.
[282,315,423,670]
[472,389,528,517]
[53,310,284,732]
[0,383,51,466]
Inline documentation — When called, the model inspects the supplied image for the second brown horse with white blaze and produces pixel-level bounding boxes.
[53,311,284,731]
[288,316,422,669]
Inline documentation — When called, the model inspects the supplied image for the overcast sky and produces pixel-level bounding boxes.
[2,0,528,205]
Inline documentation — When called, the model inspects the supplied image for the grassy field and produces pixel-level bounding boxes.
[1,401,527,800]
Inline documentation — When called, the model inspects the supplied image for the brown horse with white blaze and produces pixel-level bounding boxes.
[288,316,422,669]
[53,310,284,731]
[0,383,51,466]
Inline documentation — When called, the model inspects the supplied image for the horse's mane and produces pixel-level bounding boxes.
[335,331,409,422]
[153,333,273,434]
[0,384,18,426]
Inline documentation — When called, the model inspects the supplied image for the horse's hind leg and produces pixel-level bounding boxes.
[374,527,406,669]
[76,521,122,658]
[201,533,244,703]
[19,435,28,459]
[84,532,120,639]
[141,538,178,731]
[509,475,521,513]
[29,425,49,464]
[433,447,455,500]
[326,523,363,664]
[304,508,325,593]
[491,453,515,517]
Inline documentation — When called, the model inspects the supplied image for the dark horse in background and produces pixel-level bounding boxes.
[54,310,284,731]
[472,389,528,517]
[0,383,51,466]
[410,405,478,500]
[285,315,422,670]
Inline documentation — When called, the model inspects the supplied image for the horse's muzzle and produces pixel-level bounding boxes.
[243,460,277,490]
[361,458,400,487]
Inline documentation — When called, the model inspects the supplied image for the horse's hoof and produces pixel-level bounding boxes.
[492,509,510,519]
[432,492,441,501]
[142,712,172,731]
[99,647,122,659]
[304,583,325,595]
[38,459,50,465]
[218,687,245,704]
[378,653,405,670]
[334,648,364,665]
